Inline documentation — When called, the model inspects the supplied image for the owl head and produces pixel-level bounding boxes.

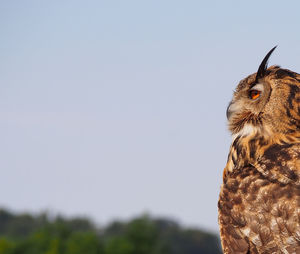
[227,47,300,138]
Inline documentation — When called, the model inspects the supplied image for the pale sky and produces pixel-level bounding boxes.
[1,0,300,232]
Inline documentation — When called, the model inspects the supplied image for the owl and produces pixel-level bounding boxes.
[218,47,300,254]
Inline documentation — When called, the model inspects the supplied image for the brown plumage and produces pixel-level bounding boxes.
[218,47,300,254]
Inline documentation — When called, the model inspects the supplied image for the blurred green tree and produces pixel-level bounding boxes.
[0,208,222,254]
[65,232,102,254]
[0,238,14,254]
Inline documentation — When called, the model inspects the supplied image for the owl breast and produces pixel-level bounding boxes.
[219,162,300,253]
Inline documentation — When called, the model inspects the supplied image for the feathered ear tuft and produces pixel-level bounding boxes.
[255,46,277,83]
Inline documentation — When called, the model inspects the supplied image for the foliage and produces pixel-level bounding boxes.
[0,208,221,254]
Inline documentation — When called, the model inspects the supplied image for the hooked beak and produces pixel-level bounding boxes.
[226,101,233,120]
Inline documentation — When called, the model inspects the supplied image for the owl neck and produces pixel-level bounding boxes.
[224,123,300,175]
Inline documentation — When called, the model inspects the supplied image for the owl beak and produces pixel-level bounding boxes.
[226,101,233,120]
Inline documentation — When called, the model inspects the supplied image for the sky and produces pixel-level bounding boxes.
[1,0,300,232]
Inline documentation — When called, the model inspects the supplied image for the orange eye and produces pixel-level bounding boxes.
[249,90,261,100]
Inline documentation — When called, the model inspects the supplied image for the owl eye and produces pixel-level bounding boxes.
[249,89,261,100]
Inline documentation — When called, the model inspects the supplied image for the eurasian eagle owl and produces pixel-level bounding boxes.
[218,47,300,253]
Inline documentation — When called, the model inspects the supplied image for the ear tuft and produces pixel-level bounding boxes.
[255,46,277,83]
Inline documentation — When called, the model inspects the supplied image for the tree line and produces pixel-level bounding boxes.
[0,208,221,254]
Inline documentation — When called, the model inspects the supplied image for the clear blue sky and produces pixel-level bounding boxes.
[1,0,300,232]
